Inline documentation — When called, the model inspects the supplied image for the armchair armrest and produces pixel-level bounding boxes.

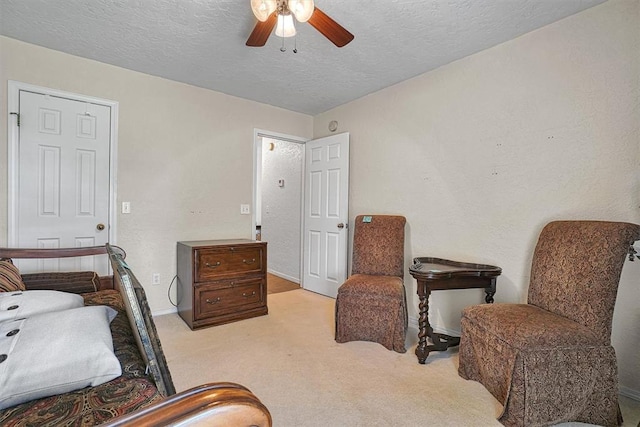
[102,382,272,427]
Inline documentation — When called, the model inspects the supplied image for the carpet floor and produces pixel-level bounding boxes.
[154,289,640,426]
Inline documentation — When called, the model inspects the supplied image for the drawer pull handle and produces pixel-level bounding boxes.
[242,291,256,298]
[205,261,221,269]
[206,297,221,304]
[243,258,256,264]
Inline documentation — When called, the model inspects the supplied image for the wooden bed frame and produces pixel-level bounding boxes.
[0,245,272,426]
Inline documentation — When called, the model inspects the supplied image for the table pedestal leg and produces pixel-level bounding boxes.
[415,284,462,364]
[484,278,496,303]
[415,288,430,364]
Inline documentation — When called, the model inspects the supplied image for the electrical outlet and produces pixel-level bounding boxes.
[152,273,160,285]
[240,204,251,215]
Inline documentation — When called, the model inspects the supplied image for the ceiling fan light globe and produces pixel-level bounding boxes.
[288,0,314,22]
[251,0,277,22]
[275,14,297,37]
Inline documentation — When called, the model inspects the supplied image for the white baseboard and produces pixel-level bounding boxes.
[267,269,300,284]
[408,317,460,337]
[620,385,640,401]
[408,317,418,329]
[152,306,178,317]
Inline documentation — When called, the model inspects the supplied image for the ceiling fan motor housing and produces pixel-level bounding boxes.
[247,0,354,48]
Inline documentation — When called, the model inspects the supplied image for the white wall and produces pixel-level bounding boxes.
[260,138,303,282]
[314,0,640,396]
[0,36,313,314]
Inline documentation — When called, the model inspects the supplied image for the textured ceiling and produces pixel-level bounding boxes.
[0,0,606,115]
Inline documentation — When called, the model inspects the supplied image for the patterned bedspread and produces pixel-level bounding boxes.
[0,290,164,427]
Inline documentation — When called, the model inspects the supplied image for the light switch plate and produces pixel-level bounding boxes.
[122,202,131,214]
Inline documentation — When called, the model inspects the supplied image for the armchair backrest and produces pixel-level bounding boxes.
[351,215,406,278]
[528,220,640,342]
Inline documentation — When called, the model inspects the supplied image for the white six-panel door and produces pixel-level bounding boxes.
[303,133,349,298]
[15,90,112,274]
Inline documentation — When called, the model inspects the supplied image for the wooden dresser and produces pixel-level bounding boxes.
[177,239,268,330]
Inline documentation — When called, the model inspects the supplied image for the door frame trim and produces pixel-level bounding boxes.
[7,80,119,246]
[252,128,308,285]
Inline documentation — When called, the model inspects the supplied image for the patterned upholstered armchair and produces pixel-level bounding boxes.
[458,220,640,427]
[335,215,407,353]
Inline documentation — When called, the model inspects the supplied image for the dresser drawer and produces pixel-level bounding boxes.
[195,246,264,281]
[194,279,264,320]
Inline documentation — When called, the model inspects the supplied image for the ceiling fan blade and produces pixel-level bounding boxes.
[246,13,277,47]
[307,7,354,48]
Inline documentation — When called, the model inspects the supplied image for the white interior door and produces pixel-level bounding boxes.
[13,89,112,274]
[302,132,349,298]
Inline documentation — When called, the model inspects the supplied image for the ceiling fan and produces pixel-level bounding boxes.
[246,0,354,48]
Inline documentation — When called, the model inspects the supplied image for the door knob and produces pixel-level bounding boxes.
[337,223,345,229]
[96,223,105,231]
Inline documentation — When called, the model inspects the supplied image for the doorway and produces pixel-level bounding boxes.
[253,130,351,298]
[253,130,306,285]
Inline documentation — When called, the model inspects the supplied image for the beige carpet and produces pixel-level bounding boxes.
[154,289,640,426]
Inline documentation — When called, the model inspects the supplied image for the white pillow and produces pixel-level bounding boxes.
[0,290,84,323]
[0,305,122,410]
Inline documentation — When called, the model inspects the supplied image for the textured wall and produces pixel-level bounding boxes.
[0,36,313,314]
[260,138,303,282]
[314,0,640,395]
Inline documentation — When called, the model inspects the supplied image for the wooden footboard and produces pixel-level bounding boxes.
[0,245,126,260]
[102,382,272,427]
[0,245,126,291]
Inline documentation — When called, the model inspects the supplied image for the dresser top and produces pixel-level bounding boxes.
[177,239,264,248]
